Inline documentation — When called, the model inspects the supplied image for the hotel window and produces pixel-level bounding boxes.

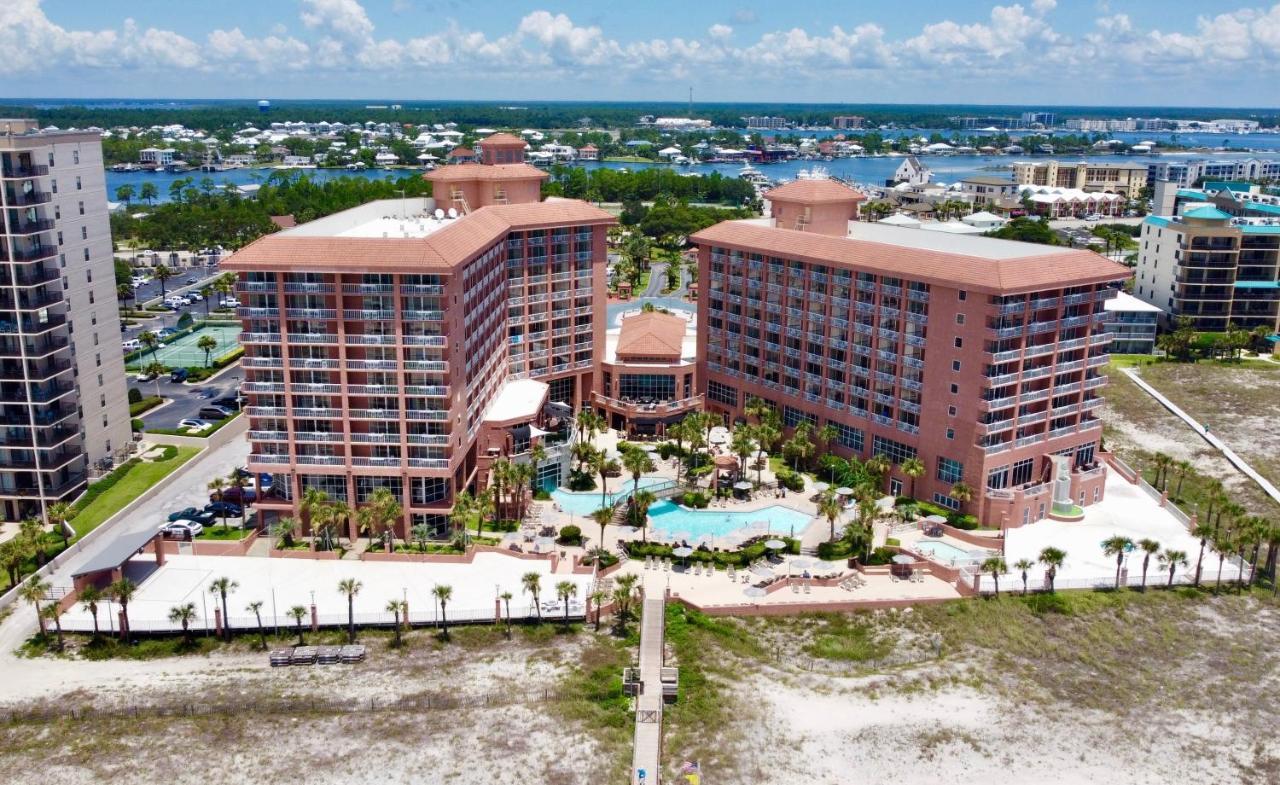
[832,422,864,452]
[301,474,348,502]
[871,435,916,465]
[411,477,450,505]
[707,379,738,407]
[987,465,1011,489]
[932,493,961,510]
[1011,458,1035,486]
[783,406,816,429]
[618,374,675,402]
[936,457,964,484]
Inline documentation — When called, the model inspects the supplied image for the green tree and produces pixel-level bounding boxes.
[818,490,843,542]
[555,580,578,629]
[207,477,228,531]
[900,457,925,500]
[287,605,308,645]
[522,571,542,621]
[386,598,407,647]
[169,602,197,646]
[78,584,103,638]
[1102,535,1134,589]
[197,334,218,367]
[246,600,267,649]
[1137,538,1161,590]
[1013,558,1035,595]
[46,501,73,549]
[432,583,453,638]
[631,489,656,543]
[948,482,974,510]
[500,591,514,637]
[153,264,174,298]
[1192,521,1214,586]
[108,577,138,639]
[1159,549,1188,588]
[338,577,363,643]
[981,556,1008,597]
[208,576,239,641]
[19,577,50,641]
[1038,547,1066,593]
[271,516,298,548]
[115,183,136,204]
[139,330,160,361]
[139,181,159,205]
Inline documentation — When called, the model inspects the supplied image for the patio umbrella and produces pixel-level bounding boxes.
[743,586,767,598]
[812,482,829,494]
[763,538,786,551]
[789,558,815,571]
[835,487,854,496]
[672,545,694,568]
[892,554,915,564]
[734,481,753,491]
[535,536,555,552]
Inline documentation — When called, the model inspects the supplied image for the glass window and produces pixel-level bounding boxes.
[871,435,917,465]
[936,457,964,484]
[707,379,738,407]
[832,422,864,452]
[618,374,676,401]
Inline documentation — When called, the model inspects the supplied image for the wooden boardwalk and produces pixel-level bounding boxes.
[631,596,666,785]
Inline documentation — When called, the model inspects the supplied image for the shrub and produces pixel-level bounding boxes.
[128,396,163,416]
[176,312,194,329]
[557,525,583,546]
[775,468,805,492]
[817,539,855,561]
[885,537,900,547]
[533,489,551,501]
[131,418,144,432]
[127,387,142,404]
[566,470,596,492]
[682,490,710,509]
[657,442,677,460]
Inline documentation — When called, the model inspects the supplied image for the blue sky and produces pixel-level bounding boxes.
[5,0,1280,106]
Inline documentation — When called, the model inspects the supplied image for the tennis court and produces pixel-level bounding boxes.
[128,324,242,369]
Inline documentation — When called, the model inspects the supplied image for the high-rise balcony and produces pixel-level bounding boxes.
[0,245,57,264]
[3,218,55,236]
[3,189,51,206]
[1,164,49,178]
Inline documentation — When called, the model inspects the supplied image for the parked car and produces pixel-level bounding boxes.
[212,397,242,411]
[220,298,241,309]
[187,291,203,301]
[185,277,198,285]
[204,501,244,518]
[170,367,189,383]
[198,405,233,420]
[233,467,272,488]
[162,520,203,539]
[122,338,141,351]
[135,369,159,382]
[157,327,178,338]
[177,418,211,430]
[217,485,258,504]
[168,507,216,525]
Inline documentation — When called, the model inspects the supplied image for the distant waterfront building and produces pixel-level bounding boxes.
[647,118,712,131]
[1146,158,1280,188]
[832,116,866,130]
[694,176,1128,527]
[138,147,176,167]
[1134,207,1280,332]
[958,176,1020,208]
[1103,292,1162,354]
[1012,160,1147,199]
[0,119,130,520]
[890,156,931,187]
[1020,111,1056,127]
[578,144,599,161]
[743,116,789,130]
[226,134,615,535]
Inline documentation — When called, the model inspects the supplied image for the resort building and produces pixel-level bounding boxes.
[889,156,931,187]
[957,176,1020,208]
[1156,180,1280,221]
[596,309,700,436]
[832,116,866,130]
[1019,186,1125,219]
[1134,207,1280,332]
[692,177,1129,528]
[1012,161,1147,199]
[225,134,616,537]
[0,119,131,521]
[1102,291,1162,354]
[1146,158,1280,188]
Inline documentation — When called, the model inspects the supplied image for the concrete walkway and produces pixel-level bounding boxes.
[631,596,666,785]
[1122,367,1280,505]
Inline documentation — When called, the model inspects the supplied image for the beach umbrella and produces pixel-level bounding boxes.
[733,481,753,491]
[535,536,555,552]
[835,487,854,496]
[812,482,829,494]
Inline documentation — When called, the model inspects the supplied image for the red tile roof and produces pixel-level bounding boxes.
[690,221,1130,294]
[764,179,866,204]
[426,163,549,182]
[224,200,615,272]
[478,132,528,147]
[616,311,686,359]
[446,146,474,159]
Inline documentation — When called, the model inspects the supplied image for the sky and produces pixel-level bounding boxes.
[3,0,1279,107]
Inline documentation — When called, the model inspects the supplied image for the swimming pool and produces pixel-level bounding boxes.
[551,476,672,516]
[646,500,812,541]
[912,539,989,563]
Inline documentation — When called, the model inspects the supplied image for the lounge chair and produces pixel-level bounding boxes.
[803,582,811,594]
[693,563,702,576]
[791,582,799,594]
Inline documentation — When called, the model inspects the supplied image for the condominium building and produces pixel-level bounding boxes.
[831,116,866,130]
[693,178,1128,528]
[1146,158,1280,188]
[0,119,131,521]
[225,135,615,537]
[1102,291,1162,354]
[1134,207,1280,332]
[1012,160,1148,199]
[596,309,700,436]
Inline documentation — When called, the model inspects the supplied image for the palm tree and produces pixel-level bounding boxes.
[139,181,158,205]
[154,264,174,299]
[730,427,755,482]
[225,471,250,529]
[46,501,73,548]
[108,577,138,639]
[899,457,925,500]
[197,334,218,367]
[631,489,656,543]
[818,490,843,541]
[199,285,213,317]
[613,572,641,624]
[522,572,542,621]
[589,506,613,554]
[271,516,298,548]
[948,482,974,510]
[78,584,103,638]
[1192,521,1214,586]
[1159,549,1188,588]
[1213,533,1232,591]
[1137,538,1161,590]
[386,599,407,647]
[246,600,267,649]
[1151,452,1173,491]
[1172,460,1192,499]
[1013,558,1035,595]
[207,477,229,532]
[621,448,655,507]
[753,424,777,486]
[589,589,606,632]
[594,451,621,510]
[1101,535,1134,589]
[865,454,891,492]
[432,584,453,638]
[139,330,160,362]
[489,458,511,526]
[287,605,308,645]
[42,603,65,651]
[1038,547,1066,593]
[169,602,197,646]
[744,396,771,425]
[19,577,50,639]
[555,581,578,629]
[784,422,814,472]
[816,424,838,459]
[117,283,135,314]
[338,578,362,643]
[981,556,1008,597]
[208,576,238,641]
[500,591,514,637]
[143,360,167,400]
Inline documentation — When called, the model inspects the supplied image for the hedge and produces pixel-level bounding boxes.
[129,395,164,416]
[626,536,799,568]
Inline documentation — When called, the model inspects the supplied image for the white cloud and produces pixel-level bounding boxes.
[7,0,1280,97]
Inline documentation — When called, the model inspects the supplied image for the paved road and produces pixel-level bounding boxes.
[135,366,242,429]
[641,262,667,297]
[121,266,228,342]
[1122,367,1280,506]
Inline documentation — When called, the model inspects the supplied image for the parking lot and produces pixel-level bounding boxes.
[121,264,229,342]
[136,368,242,430]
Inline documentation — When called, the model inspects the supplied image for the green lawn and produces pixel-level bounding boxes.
[197,524,253,541]
[69,447,201,538]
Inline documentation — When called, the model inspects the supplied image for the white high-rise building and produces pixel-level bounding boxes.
[0,119,130,521]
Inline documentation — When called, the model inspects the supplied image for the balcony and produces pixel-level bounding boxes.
[289,358,339,370]
[284,308,335,319]
[288,333,339,344]
[345,334,397,346]
[249,454,292,465]
[296,455,346,466]
[291,382,341,394]
[248,430,290,441]
[407,458,450,469]
[341,283,392,294]
[242,333,283,344]
[344,309,396,320]
[291,407,342,419]
[239,307,280,318]
[5,218,55,235]
[3,189,51,206]
[351,456,402,467]
[241,356,284,369]
[350,408,401,419]
[0,245,57,263]
[351,433,401,444]
[1,164,49,178]
[242,382,284,393]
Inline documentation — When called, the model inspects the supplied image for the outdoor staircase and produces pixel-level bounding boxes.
[450,188,471,215]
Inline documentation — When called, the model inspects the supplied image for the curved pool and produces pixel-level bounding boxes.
[551,476,673,516]
[646,500,812,541]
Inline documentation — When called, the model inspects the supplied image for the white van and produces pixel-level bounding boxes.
[122,338,141,351]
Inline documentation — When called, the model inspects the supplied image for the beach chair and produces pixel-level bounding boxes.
[693,563,702,576]
[740,573,749,584]
[803,582,811,595]
[727,566,736,581]
[791,582,799,594]
[662,558,669,572]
